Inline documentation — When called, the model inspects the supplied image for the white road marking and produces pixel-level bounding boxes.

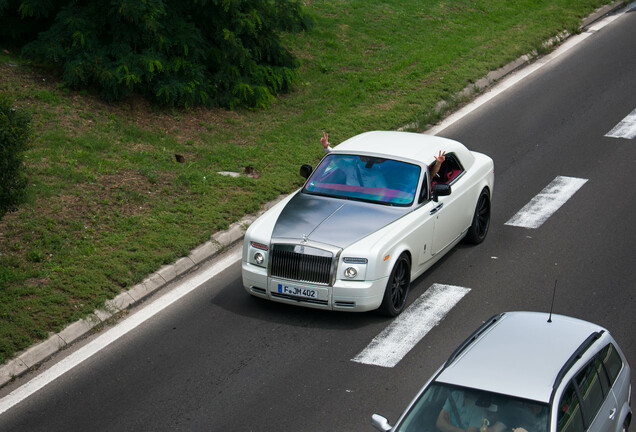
[427,11,620,136]
[427,35,590,135]
[352,284,470,368]
[505,176,588,229]
[1,2,626,418]
[0,248,242,416]
[605,108,636,139]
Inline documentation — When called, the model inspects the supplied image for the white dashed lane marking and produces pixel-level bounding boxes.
[352,284,470,368]
[605,108,636,139]
[505,176,588,229]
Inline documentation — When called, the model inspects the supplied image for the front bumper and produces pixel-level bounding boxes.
[242,261,387,312]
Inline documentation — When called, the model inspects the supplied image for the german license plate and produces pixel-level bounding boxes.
[277,283,318,299]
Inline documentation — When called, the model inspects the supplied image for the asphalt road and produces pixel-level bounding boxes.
[1,5,634,432]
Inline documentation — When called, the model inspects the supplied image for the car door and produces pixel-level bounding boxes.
[597,343,630,432]
[557,381,585,432]
[583,354,619,432]
[430,194,456,255]
[410,175,438,268]
[431,155,471,255]
[414,200,441,266]
[557,347,622,432]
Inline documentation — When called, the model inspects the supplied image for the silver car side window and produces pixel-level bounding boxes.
[573,358,606,425]
[601,343,623,386]
[557,382,584,432]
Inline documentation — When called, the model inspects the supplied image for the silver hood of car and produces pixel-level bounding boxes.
[271,192,410,249]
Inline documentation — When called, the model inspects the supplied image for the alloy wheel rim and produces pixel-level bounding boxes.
[476,195,490,238]
[391,259,409,308]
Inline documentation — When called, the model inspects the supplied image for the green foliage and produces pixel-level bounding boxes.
[0,93,31,219]
[1,0,313,108]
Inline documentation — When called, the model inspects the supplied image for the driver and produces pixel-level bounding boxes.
[436,390,497,432]
[493,401,548,432]
[319,131,437,192]
[319,132,387,188]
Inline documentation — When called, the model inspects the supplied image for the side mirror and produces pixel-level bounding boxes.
[300,164,313,179]
[432,183,451,202]
[371,414,392,432]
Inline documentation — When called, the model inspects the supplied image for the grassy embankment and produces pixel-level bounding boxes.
[0,0,612,365]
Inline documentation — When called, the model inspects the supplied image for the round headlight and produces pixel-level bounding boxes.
[254,252,264,265]
[344,267,358,279]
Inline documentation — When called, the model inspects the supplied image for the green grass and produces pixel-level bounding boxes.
[0,0,612,364]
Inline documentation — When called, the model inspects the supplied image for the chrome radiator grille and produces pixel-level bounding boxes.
[270,245,332,285]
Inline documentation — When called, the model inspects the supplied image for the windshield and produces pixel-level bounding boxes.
[303,154,421,206]
[395,382,549,432]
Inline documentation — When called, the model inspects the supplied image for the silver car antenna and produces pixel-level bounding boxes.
[548,280,557,323]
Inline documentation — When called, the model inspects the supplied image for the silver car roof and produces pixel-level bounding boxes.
[436,311,606,403]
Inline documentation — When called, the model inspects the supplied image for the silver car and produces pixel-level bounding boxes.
[372,311,632,432]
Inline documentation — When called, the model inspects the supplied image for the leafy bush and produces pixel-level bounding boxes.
[0,0,313,109]
[0,93,31,219]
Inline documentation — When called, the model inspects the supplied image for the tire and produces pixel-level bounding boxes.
[379,253,411,317]
[465,188,491,244]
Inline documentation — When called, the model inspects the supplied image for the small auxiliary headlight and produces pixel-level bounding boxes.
[343,257,368,264]
[251,242,269,251]
[344,267,358,279]
[254,252,264,265]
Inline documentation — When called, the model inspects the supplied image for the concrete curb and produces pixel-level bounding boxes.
[402,1,628,133]
[0,0,627,389]
[0,195,285,388]
[581,1,628,28]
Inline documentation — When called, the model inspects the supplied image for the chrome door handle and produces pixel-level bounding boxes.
[608,408,616,420]
[430,203,444,215]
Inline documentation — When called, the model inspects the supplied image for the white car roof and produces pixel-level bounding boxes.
[436,311,606,403]
[331,131,475,167]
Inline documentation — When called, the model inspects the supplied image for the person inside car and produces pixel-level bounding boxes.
[436,390,494,432]
[319,131,443,192]
[492,401,548,432]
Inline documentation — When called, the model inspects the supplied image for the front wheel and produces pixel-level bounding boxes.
[378,253,411,317]
[465,188,491,244]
